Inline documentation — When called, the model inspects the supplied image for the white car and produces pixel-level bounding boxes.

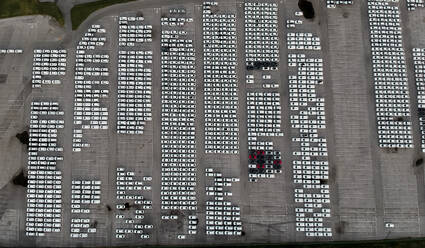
[385,223,395,228]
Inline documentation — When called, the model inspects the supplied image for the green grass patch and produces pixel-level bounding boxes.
[0,0,64,26]
[71,0,136,30]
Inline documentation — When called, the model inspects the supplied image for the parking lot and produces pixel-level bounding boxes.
[1,0,425,246]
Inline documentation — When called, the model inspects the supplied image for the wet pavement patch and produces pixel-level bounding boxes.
[12,169,28,187]
[16,131,29,146]
[0,74,7,83]
[298,0,315,19]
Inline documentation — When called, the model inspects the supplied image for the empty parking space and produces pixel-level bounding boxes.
[325,1,379,239]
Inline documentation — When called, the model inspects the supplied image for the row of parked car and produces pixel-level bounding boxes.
[0,48,23,54]
[244,2,279,69]
[287,33,321,51]
[119,16,152,47]
[287,9,332,237]
[246,91,283,181]
[31,49,67,88]
[203,2,239,154]
[327,0,352,8]
[117,16,153,135]
[413,48,425,152]
[244,2,283,183]
[286,18,303,29]
[205,168,242,236]
[289,53,331,237]
[160,15,198,212]
[72,24,110,152]
[368,0,413,148]
[407,0,424,11]
[70,180,101,238]
[26,101,64,237]
[115,167,153,239]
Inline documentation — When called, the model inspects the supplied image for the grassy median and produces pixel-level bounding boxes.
[71,0,136,30]
[0,0,64,25]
